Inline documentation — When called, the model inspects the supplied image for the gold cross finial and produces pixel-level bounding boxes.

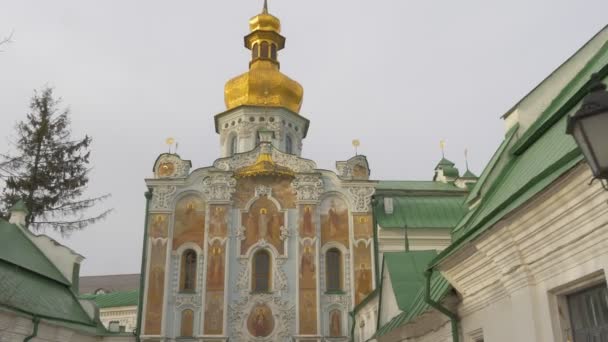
[440,139,446,158]
[352,139,361,156]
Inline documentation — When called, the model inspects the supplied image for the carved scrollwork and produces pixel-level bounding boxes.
[150,185,176,210]
[291,175,324,202]
[346,186,375,213]
[202,174,237,202]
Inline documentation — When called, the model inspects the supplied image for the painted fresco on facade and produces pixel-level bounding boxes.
[247,304,275,337]
[233,178,295,209]
[354,241,373,305]
[299,240,317,334]
[204,291,224,335]
[180,309,194,337]
[207,241,225,291]
[321,197,349,247]
[241,197,285,255]
[173,195,205,250]
[329,309,342,337]
[353,214,372,240]
[299,205,316,238]
[209,205,228,238]
[144,214,169,334]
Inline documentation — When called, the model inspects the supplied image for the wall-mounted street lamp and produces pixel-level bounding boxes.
[567,73,608,190]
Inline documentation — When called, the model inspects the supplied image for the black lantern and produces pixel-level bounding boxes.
[567,73,608,189]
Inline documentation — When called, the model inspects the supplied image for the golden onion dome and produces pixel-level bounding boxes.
[224,1,304,113]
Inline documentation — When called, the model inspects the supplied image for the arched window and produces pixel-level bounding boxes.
[230,135,238,156]
[252,250,271,292]
[180,309,194,337]
[270,44,277,60]
[326,248,342,292]
[260,41,269,58]
[285,135,293,154]
[252,43,259,59]
[180,250,197,292]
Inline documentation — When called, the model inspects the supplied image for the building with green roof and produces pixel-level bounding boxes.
[355,24,608,342]
[0,205,135,341]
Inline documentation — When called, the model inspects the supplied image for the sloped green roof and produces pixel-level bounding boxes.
[375,196,466,229]
[432,57,608,268]
[376,180,466,193]
[511,32,608,155]
[0,260,94,326]
[374,251,451,339]
[80,290,139,308]
[0,219,69,285]
[461,169,478,179]
[385,251,437,310]
[9,199,29,214]
[435,158,455,168]
[465,124,520,205]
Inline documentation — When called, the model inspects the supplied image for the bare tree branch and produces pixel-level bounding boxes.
[0,30,14,51]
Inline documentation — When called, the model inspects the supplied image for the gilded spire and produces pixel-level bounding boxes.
[223,3,304,113]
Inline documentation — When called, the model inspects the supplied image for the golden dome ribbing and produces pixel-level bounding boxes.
[224,1,304,113]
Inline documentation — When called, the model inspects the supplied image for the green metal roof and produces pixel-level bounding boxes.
[9,199,29,214]
[0,260,94,326]
[0,219,69,285]
[385,251,437,311]
[432,54,608,268]
[376,180,467,193]
[461,169,478,179]
[375,196,467,229]
[374,251,451,339]
[80,290,139,308]
[435,158,455,168]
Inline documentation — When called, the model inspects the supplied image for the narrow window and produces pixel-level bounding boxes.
[270,44,277,60]
[260,41,269,58]
[285,135,293,154]
[326,248,342,292]
[180,309,194,337]
[252,250,271,292]
[230,135,238,156]
[180,250,197,291]
[255,130,261,147]
[252,43,259,59]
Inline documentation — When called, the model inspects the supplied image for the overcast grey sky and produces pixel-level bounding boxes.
[1,1,607,276]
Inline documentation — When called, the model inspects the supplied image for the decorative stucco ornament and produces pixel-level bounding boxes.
[202,174,237,202]
[150,185,177,210]
[346,186,375,213]
[291,174,324,201]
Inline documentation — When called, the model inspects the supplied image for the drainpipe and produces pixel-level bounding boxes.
[424,269,459,342]
[23,316,40,342]
[135,189,153,342]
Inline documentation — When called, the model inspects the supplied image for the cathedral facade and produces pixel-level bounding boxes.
[139,4,376,341]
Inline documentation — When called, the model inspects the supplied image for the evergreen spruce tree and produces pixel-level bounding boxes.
[1,87,111,234]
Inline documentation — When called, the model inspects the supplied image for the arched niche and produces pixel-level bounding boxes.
[241,197,285,255]
[173,194,206,250]
[320,195,349,247]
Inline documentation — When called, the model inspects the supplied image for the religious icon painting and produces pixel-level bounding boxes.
[247,304,275,337]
